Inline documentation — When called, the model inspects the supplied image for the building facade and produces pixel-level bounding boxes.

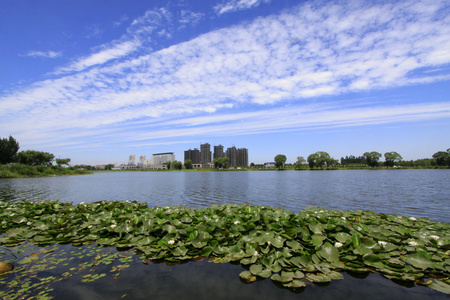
[184,148,201,164]
[214,145,225,159]
[149,152,175,165]
[200,143,212,168]
[184,143,248,168]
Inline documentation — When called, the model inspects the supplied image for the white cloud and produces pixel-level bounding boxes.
[1,0,450,152]
[113,15,129,27]
[59,39,141,73]
[215,0,270,15]
[25,50,61,58]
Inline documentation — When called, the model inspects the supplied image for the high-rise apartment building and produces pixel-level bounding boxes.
[128,154,136,166]
[184,143,248,168]
[214,145,225,159]
[237,148,248,167]
[226,146,248,167]
[138,155,146,167]
[184,148,201,164]
[200,143,212,168]
[226,146,237,166]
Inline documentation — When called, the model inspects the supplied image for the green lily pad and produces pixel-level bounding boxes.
[429,280,450,294]
[306,273,331,283]
[239,270,257,282]
[335,232,352,244]
[362,254,384,268]
[283,280,306,288]
[403,252,435,270]
[317,242,339,263]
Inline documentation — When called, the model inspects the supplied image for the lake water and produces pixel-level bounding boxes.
[1,169,449,221]
[0,169,449,299]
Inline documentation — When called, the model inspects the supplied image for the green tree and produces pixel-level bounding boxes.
[363,151,382,167]
[55,158,71,167]
[172,160,182,170]
[184,159,193,169]
[0,136,20,164]
[16,150,54,166]
[219,157,230,168]
[213,157,230,169]
[294,156,306,169]
[274,154,287,169]
[432,149,450,167]
[105,164,115,170]
[384,152,402,168]
[307,151,333,169]
[166,161,172,169]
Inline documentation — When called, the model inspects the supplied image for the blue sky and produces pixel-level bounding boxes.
[1,0,449,165]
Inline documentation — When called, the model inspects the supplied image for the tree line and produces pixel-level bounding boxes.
[272,149,450,170]
[0,136,70,166]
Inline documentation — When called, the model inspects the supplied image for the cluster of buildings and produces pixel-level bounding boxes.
[122,152,176,170]
[119,143,248,170]
[185,143,248,168]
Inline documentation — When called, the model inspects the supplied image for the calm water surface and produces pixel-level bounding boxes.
[0,169,448,221]
[1,170,449,299]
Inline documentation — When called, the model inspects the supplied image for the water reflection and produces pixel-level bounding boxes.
[1,243,446,300]
[82,261,445,300]
[0,169,449,222]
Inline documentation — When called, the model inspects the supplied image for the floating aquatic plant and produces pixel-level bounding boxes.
[0,200,449,296]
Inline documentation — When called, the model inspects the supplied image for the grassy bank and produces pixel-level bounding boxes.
[0,164,92,178]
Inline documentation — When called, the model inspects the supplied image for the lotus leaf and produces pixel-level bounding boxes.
[239,270,257,282]
[362,254,384,268]
[328,271,344,280]
[283,279,306,288]
[429,280,450,294]
[306,273,331,282]
[308,223,325,234]
[316,242,340,263]
[286,240,302,251]
[311,234,326,247]
[0,201,449,295]
[335,232,352,244]
[271,271,294,283]
[403,252,435,270]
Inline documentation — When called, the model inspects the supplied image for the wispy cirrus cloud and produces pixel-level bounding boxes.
[215,0,270,15]
[1,0,450,153]
[24,50,62,58]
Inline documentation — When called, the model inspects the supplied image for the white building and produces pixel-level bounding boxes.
[138,155,146,168]
[128,154,136,166]
[149,152,175,165]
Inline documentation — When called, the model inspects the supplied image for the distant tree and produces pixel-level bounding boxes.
[184,159,193,169]
[0,135,20,164]
[250,162,255,167]
[105,164,115,170]
[219,157,230,168]
[166,161,172,170]
[72,164,95,170]
[172,160,182,170]
[294,156,306,169]
[307,151,335,169]
[363,152,382,167]
[340,155,366,165]
[213,157,230,169]
[274,154,287,169]
[213,158,220,168]
[432,149,450,167]
[55,158,71,167]
[16,150,54,166]
[384,152,402,168]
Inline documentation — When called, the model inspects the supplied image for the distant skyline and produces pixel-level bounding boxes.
[1,0,449,165]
